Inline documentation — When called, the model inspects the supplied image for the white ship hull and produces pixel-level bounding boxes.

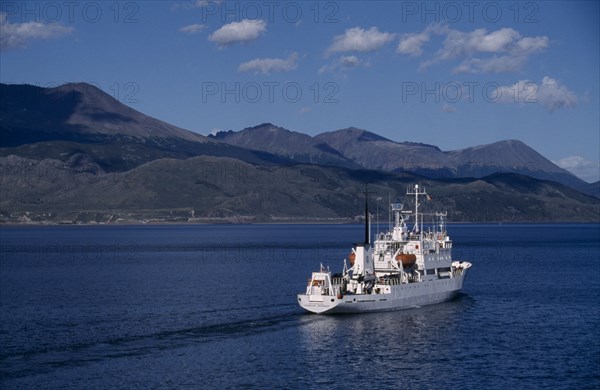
[298,270,469,314]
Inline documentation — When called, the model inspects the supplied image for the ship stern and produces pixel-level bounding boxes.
[297,294,343,314]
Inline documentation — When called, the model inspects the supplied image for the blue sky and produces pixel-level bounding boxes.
[1,1,599,182]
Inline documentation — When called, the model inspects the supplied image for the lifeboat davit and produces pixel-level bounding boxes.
[396,253,417,267]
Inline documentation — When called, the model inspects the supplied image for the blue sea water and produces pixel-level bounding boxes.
[0,223,599,389]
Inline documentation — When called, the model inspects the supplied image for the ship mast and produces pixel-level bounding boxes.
[407,184,427,237]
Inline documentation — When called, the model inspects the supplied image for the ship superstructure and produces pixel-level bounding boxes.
[297,185,471,314]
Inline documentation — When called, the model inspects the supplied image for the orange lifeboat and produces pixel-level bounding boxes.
[396,253,417,267]
[348,253,356,265]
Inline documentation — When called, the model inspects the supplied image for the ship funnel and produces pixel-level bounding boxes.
[364,185,369,245]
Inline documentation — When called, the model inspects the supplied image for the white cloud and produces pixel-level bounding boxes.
[554,156,600,183]
[442,104,456,113]
[326,27,394,57]
[494,76,577,112]
[238,52,299,74]
[401,23,549,73]
[208,19,266,47]
[339,55,361,67]
[438,27,522,59]
[194,0,223,7]
[514,36,550,53]
[453,55,528,73]
[319,55,367,74]
[179,24,206,34]
[397,31,430,56]
[535,77,578,111]
[0,12,73,51]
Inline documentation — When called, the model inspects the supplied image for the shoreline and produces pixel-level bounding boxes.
[1,220,598,227]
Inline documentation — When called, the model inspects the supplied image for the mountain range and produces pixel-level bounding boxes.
[211,123,597,196]
[1,82,598,224]
[0,83,286,172]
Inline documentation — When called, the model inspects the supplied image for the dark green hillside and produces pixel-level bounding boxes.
[2,156,597,224]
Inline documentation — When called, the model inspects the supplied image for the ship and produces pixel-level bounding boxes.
[297,184,472,314]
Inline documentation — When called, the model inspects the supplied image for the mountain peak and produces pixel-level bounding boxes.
[54,81,103,93]
[316,127,391,144]
[248,122,279,130]
[209,123,359,168]
[457,139,533,154]
[0,82,207,147]
[210,122,311,149]
[241,122,291,134]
